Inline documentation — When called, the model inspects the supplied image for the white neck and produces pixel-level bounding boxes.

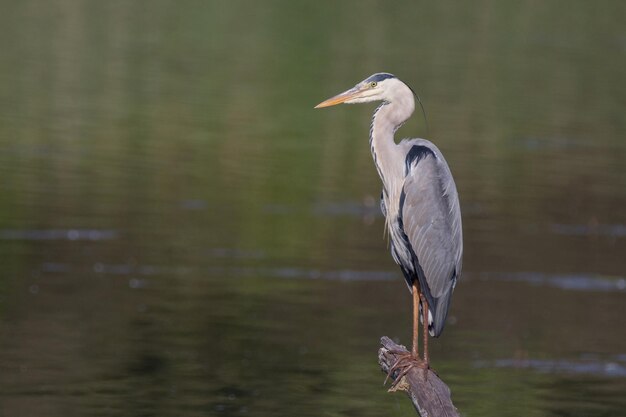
[369,84,415,190]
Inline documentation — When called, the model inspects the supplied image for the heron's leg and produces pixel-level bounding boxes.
[384,280,424,387]
[420,293,429,366]
[411,280,420,358]
[388,282,420,375]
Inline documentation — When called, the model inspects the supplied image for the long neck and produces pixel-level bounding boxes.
[369,94,414,191]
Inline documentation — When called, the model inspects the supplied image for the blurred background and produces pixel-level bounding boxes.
[0,1,625,416]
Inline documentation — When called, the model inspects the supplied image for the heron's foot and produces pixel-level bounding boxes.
[384,351,428,389]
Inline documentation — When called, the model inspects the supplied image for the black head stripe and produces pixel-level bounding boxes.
[365,73,396,83]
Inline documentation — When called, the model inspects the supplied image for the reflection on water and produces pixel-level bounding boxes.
[0,1,625,416]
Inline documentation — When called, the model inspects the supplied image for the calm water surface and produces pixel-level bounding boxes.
[0,1,625,416]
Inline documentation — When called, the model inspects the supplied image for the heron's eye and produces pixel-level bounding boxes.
[370,82,377,88]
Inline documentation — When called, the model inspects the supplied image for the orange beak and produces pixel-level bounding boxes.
[314,87,361,108]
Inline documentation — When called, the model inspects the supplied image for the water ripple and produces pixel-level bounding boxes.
[0,229,118,241]
[206,248,265,260]
[39,262,398,282]
[515,136,585,151]
[550,223,626,238]
[474,357,626,378]
[311,201,381,217]
[39,262,626,292]
[477,272,626,292]
[179,200,208,210]
[266,267,397,281]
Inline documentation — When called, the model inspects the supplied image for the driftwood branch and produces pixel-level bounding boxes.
[378,336,460,417]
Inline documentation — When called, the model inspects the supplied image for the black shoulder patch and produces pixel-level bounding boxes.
[366,73,396,83]
[405,145,436,175]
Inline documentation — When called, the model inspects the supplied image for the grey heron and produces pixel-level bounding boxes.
[315,73,463,376]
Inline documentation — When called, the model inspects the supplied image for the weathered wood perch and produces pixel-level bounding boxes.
[378,336,460,417]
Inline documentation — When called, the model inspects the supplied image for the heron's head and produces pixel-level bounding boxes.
[315,73,411,108]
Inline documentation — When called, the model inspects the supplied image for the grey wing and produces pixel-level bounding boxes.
[400,140,463,336]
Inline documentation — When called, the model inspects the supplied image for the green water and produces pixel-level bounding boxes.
[0,1,625,416]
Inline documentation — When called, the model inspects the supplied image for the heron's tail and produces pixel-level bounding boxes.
[429,289,454,338]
